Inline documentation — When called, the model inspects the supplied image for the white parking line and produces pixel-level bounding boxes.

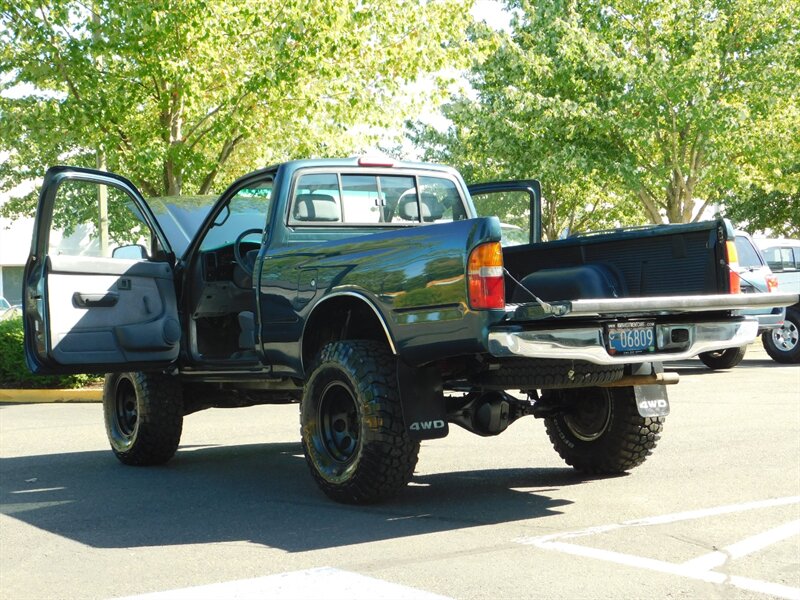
[113,567,453,600]
[517,496,800,600]
[683,519,800,571]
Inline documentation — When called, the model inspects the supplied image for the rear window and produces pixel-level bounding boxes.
[289,171,467,226]
[762,246,799,272]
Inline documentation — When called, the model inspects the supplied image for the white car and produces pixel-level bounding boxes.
[755,238,800,363]
[695,232,784,369]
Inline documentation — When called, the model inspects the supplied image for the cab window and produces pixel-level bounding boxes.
[289,172,467,226]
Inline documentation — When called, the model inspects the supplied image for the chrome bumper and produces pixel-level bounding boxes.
[487,318,759,365]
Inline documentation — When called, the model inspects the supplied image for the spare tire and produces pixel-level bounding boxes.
[476,358,624,390]
[698,346,747,370]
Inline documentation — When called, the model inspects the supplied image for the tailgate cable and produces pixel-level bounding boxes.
[503,267,558,315]
[724,263,770,292]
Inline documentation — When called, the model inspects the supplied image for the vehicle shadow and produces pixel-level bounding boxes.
[664,357,793,375]
[0,442,593,552]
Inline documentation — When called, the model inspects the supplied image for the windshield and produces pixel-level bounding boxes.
[200,183,272,251]
[145,195,219,256]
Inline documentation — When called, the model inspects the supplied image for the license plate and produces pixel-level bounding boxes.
[607,322,656,355]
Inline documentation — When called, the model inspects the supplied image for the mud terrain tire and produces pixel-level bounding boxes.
[103,371,183,466]
[543,386,664,473]
[301,341,419,504]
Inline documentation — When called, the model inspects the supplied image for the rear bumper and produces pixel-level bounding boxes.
[744,306,786,333]
[487,318,759,365]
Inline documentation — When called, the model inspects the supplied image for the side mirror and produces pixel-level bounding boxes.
[112,244,148,260]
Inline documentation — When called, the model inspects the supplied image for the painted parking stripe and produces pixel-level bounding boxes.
[113,567,453,600]
[517,496,800,600]
[682,519,800,571]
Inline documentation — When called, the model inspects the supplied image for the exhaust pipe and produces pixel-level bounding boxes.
[599,372,679,387]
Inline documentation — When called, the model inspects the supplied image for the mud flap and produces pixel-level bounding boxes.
[397,360,449,440]
[632,362,670,417]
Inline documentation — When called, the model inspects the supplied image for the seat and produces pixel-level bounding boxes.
[293,194,340,222]
[397,193,443,222]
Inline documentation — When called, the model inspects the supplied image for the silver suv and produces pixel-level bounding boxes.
[755,238,800,363]
[698,233,784,369]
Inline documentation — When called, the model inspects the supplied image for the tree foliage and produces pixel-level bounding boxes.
[0,0,472,219]
[721,99,800,237]
[411,0,800,235]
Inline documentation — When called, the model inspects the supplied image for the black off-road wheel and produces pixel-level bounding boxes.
[301,340,419,504]
[477,358,624,390]
[103,372,184,466]
[698,346,747,370]
[543,386,664,474]
[762,307,800,364]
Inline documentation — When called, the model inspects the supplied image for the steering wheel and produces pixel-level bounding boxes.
[233,228,263,273]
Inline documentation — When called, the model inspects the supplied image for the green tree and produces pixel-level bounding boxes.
[0,0,472,217]
[412,0,800,234]
[722,100,800,236]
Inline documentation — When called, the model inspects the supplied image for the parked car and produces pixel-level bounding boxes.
[697,232,783,369]
[0,297,9,311]
[755,238,800,363]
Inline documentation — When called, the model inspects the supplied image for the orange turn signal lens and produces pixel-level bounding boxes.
[468,242,505,309]
[725,240,741,293]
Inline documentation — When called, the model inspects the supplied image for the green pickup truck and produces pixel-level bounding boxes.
[22,159,798,503]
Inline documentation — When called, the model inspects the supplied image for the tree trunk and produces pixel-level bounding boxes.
[161,86,184,196]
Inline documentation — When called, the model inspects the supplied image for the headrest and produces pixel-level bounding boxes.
[397,193,443,222]
[294,194,340,222]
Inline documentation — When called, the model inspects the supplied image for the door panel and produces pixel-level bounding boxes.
[45,255,179,365]
[24,166,179,374]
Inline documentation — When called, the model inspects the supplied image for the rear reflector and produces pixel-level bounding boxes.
[468,242,505,309]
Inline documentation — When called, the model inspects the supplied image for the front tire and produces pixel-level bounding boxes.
[762,308,800,364]
[301,341,419,504]
[543,386,664,474]
[698,346,747,370]
[103,372,183,466]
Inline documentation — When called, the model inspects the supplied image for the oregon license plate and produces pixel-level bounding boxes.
[607,322,656,355]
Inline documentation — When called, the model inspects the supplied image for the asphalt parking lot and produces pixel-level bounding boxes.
[1,342,798,600]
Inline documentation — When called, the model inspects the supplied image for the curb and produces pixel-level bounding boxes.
[0,389,102,403]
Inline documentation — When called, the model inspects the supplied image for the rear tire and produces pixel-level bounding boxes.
[698,346,747,370]
[762,308,800,364]
[103,372,183,466]
[543,386,664,474]
[301,341,419,504]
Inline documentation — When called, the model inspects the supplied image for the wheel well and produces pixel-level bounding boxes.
[302,295,393,368]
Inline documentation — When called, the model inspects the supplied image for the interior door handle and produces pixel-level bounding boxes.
[73,292,119,308]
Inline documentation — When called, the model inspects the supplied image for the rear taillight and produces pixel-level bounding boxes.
[767,275,778,292]
[468,241,505,309]
[725,240,741,293]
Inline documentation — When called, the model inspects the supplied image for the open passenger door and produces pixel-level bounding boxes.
[24,166,180,374]
[468,180,542,245]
